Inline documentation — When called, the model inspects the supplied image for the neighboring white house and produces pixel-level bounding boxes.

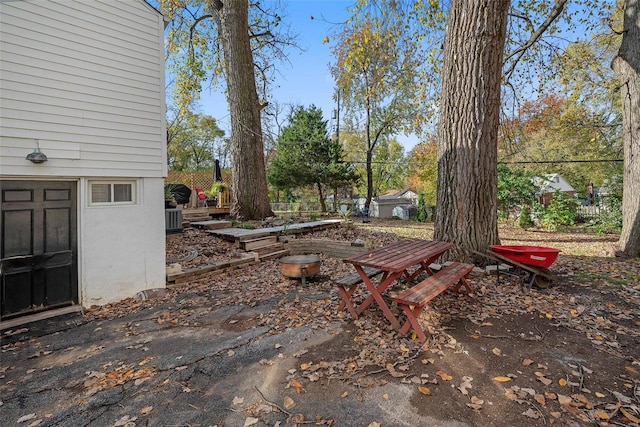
[369,189,418,218]
[0,0,168,321]
[533,174,576,206]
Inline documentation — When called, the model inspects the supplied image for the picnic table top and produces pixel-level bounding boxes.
[343,238,453,273]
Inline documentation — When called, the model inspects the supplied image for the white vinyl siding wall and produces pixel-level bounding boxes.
[0,0,167,177]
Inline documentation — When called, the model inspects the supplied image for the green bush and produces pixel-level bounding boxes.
[237,222,255,230]
[518,207,534,229]
[497,165,538,222]
[588,179,623,234]
[536,191,577,230]
[416,194,427,222]
[590,206,622,234]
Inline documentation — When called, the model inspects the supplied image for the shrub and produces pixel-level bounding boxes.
[237,222,255,230]
[497,165,538,222]
[416,194,428,222]
[588,178,623,234]
[518,207,534,229]
[536,191,577,230]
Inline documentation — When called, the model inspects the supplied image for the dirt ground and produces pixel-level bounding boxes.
[2,219,640,426]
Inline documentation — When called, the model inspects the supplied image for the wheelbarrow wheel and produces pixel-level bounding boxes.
[534,268,552,289]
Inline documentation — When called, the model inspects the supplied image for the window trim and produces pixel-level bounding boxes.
[88,180,137,206]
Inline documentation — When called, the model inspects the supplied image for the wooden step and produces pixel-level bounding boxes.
[166,255,257,284]
[240,236,277,251]
[190,220,232,230]
[258,249,289,261]
[183,215,211,223]
[253,242,285,255]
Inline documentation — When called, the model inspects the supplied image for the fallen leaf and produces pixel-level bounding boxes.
[493,376,512,382]
[289,414,305,423]
[140,406,153,415]
[595,392,606,398]
[572,394,589,404]
[538,377,552,386]
[233,396,245,405]
[593,410,610,420]
[341,391,348,398]
[535,394,546,405]
[522,409,540,419]
[436,370,453,381]
[522,359,534,366]
[550,411,561,418]
[367,423,381,427]
[458,383,472,395]
[611,390,632,403]
[505,390,518,400]
[467,396,484,410]
[17,414,36,423]
[284,396,295,409]
[418,386,431,395]
[244,417,259,427]
[558,378,568,386]
[114,415,137,426]
[290,380,303,394]
[620,407,640,423]
[625,366,639,375]
[492,348,502,356]
[558,394,572,405]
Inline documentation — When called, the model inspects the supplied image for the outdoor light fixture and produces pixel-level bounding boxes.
[26,140,48,164]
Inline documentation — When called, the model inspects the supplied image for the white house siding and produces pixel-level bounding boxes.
[0,0,167,177]
[0,1,167,308]
[80,177,166,306]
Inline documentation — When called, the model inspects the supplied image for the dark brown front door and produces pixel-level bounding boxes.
[1,181,78,320]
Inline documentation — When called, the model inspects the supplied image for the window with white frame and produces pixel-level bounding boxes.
[89,181,136,205]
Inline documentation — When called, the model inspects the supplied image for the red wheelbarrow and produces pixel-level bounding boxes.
[478,245,561,290]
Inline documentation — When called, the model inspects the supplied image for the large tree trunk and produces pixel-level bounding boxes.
[612,0,640,257]
[210,0,273,220]
[433,0,509,262]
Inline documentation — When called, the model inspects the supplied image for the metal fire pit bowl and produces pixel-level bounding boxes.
[280,254,321,285]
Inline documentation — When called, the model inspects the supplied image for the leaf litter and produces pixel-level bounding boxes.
[3,220,639,426]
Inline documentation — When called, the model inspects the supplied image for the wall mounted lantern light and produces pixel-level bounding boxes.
[26,140,48,164]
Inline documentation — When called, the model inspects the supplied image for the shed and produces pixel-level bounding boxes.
[0,0,168,321]
[369,189,418,218]
[533,174,576,206]
[392,205,418,220]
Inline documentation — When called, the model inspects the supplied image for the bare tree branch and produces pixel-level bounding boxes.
[503,0,569,81]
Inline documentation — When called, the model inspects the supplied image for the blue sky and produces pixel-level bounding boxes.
[196,1,419,152]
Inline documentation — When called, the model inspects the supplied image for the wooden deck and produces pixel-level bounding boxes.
[207,220,342,241]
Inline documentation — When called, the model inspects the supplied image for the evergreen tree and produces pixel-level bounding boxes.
[268,106,358,212]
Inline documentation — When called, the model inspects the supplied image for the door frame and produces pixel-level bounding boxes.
[0,179,79,320]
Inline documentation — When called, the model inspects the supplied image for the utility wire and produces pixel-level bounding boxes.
[342,159,623,165]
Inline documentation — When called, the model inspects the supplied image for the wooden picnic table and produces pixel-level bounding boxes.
[341,238,453,330]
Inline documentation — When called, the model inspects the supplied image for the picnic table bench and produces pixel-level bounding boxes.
[335,267,385,318]
[337,239,454,330]
[392,261,474,342]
